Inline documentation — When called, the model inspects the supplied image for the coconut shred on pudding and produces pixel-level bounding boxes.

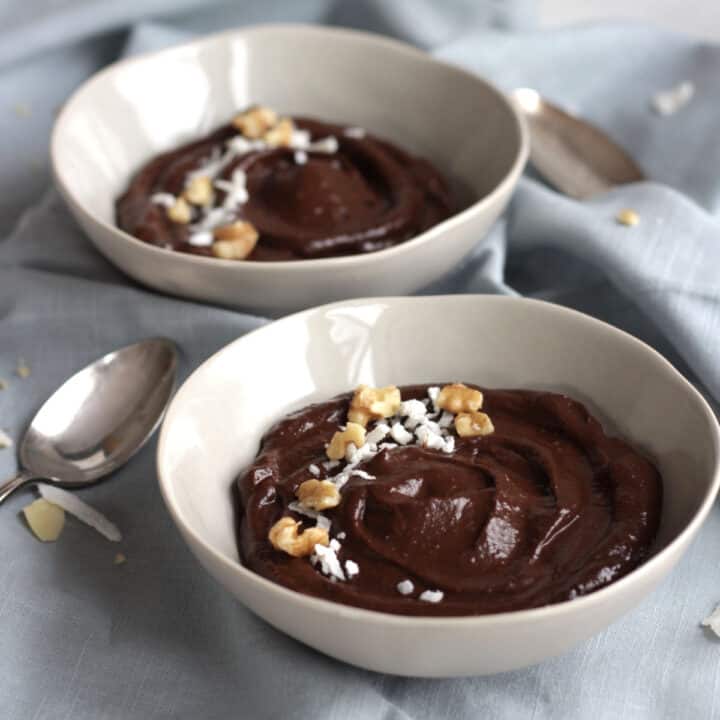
[235,383,662,617]
[115,106,456,261]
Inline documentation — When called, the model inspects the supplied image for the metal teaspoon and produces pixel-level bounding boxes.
[0,338,178,504]
[510,88,645,199]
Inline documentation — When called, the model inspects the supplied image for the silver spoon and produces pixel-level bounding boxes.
[0,338,178,504]
[510,88,645,199]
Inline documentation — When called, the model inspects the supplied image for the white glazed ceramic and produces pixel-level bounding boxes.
[51,25,528,317]
[157,295,720,677]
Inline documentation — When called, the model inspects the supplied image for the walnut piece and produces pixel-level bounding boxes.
[327,422,366,460]
[184,175,213,206]
[616,208,640,227]
[348,385,402,426]
[232,106,278,139]
[16,359,30,379]
[268,516,329,557]
[436,383,483,414]
[166,196,192,224]
[296,479,341,511]
[455,411,494,437]
[211,221,259,260]
[264,118,295,147]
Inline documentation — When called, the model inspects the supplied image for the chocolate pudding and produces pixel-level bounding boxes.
[116,106,457,261]
[235,384,662,617]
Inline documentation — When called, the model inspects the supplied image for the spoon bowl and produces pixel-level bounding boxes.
[0,338,178,503]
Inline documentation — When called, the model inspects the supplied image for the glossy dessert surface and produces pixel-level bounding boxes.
[236,383,662,616]
[116,111,456,261]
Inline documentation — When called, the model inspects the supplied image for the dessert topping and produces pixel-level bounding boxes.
[268,516,329,557]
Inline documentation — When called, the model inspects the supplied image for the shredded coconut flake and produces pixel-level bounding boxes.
[336,531,347,540]
[438,411,454,428]
[312,541,345,581]
[150,192,176,208]
[344,126,366,139]
[378,442,398,451]
[291,129,312,149]
[294,150,308,165]
[186,147,225,181]
[350,469,376,480]
[419,589,444,603]
[308,463,320,477]
[225,136,266,156]
[323,460,341,471]
[36,484,121,542]
[290,500,331,530]
[366,422,390,445]
[422,419,442,435]
[288,500,328,527]
[652,81,695,116]
[187,231,213,247]
[415,424,446,451]
[427,386,440,411]
[188,169,248,235]
[400,399,427,420]
[344,442,358,463]
[309,136,339,154]
[391,422,413,445]
[217,168,249,210]
[345,559,360,578]
[397,579,415,596]
[331,471,351,491]
[702,604,720,637]
[0,429,13,449]
[346,443,376,466]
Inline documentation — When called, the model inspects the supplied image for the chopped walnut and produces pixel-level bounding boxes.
[436,383,483,414]
[264,118,295,147]
[268,516,329,557]
[15,359,30,379]
[327,422,366,460]
[211,221,259,260]
[296,479,341,511]
[455,411,494,437]
[348,385,402,426]
[167,196,192,224]
[184,175,214,206]
[616,208,640,227]
[232,106,278,139]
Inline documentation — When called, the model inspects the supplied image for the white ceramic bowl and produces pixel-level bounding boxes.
[51,25,527,317]
[157,295,720,677]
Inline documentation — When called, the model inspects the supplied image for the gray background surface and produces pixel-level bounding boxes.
[2,2,720,718]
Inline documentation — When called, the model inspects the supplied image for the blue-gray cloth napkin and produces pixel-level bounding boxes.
[2,2,720,718]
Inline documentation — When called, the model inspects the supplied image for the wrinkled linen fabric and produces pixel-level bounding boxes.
[1,2,720,718]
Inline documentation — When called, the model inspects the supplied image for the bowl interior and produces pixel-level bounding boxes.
[160,296,718,571]
[53,25,521,231]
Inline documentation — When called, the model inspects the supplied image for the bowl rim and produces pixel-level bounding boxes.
[50,23,529,272]
[157,294,720,627]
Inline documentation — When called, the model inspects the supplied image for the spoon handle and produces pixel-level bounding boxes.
[0,470,35,505]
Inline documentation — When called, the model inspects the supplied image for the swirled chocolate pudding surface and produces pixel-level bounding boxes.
[235,384,662,616]
[116,106,456,261]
